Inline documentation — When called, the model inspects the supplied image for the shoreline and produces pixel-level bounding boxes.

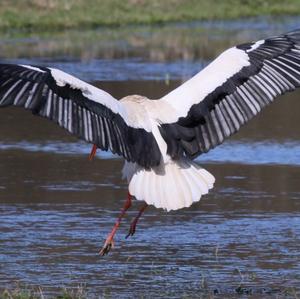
[0,0,299,33]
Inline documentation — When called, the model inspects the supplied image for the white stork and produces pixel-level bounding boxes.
[0,29,300,255]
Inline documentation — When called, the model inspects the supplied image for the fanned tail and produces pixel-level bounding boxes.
[122,159,215,211]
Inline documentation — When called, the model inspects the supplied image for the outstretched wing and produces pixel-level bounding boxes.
[158,29,300,159]
[0,64,161,168]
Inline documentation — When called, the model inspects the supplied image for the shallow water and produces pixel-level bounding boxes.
[0,17,300,297]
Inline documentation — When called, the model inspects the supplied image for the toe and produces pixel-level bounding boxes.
[99,240,114,256]
[125,225,136,239]
[125,232,131,239]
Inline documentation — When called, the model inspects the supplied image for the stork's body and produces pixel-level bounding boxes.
[119,95,215,211]
[0,29,300,255]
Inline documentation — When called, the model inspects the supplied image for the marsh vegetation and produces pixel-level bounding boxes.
[0,0,300,31]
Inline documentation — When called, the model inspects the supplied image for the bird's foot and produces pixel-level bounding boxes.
[125,221,137,239]
[99,193,132,256]
[99,236,115,256]
[125,203,147,239]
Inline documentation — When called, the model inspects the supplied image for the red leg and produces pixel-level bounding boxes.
[126,202,148,239]
[89,144,98,161]
[99,192,132,256]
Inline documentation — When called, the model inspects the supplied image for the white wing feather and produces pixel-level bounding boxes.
[159,47,250,123]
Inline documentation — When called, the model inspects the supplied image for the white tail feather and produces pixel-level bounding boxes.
[122,159,215,211]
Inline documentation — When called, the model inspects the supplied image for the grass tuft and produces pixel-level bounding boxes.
[0,285,87,299]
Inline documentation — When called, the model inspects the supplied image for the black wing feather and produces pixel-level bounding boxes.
[160,29,300,160]
[0,64,161,168]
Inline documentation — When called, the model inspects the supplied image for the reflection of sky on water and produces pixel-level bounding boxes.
[1,140,300,166]
[1,202,300,297]
[0,58,205,81]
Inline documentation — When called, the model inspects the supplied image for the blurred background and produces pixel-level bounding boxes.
[0,1,300,298]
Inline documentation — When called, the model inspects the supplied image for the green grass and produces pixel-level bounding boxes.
[0,0,300,32]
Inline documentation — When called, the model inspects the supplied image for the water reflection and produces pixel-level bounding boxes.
[1,140,300,166]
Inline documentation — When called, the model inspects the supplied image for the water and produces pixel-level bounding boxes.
[0,17,300,297]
